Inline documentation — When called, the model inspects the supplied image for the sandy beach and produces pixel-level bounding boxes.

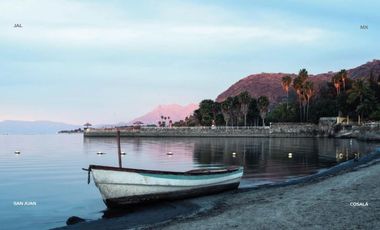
[58,151,380,230]
[152,160,380,230]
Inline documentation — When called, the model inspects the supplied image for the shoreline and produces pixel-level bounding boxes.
[56,149,380,230]
[83,123,380,141]
[154,157,380,230]
[83,124,316,138]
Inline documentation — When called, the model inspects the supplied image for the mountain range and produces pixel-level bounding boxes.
[0,104,198,134]
[216,59,380,103]
[0,120,80,134]
[128,103,198,125]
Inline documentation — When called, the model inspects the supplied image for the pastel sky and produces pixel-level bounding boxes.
[0,0,378,124]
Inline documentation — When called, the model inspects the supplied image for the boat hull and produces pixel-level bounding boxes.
[104,181,240,208]
[89,165,243,208]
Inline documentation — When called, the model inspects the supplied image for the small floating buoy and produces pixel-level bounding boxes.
[288,153,293,159]
[232,152,236,158]
[166,151,173,156]
[14,151,21,155]
[97,151,105,155]
[121,152,126,156]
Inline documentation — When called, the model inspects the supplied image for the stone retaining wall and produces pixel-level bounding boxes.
[269,123,318,137]
[358,122,380,141]
[84,123,319,138]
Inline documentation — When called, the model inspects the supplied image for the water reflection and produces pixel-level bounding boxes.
[0,135,378,230]
[83,137,378,182]
[317,138,372,163]
[192,138,322,181]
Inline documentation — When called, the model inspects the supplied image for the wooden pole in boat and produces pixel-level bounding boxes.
[117,129,122,168]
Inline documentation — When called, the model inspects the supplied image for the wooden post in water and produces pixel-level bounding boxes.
[117,129,122,168]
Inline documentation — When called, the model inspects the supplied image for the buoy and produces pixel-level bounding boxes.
[232,152,236,158]
[288,153,293,159]
[166,151,173,156]
[97,151,105,155]
[14,151,21,155]
[121,152,126,155]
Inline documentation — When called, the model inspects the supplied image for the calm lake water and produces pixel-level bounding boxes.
[0,134,378,229]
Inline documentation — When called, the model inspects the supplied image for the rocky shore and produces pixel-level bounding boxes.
[56,149,380,230]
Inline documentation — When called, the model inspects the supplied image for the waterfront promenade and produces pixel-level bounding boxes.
[83,123,318,138]
[83,122,380,141]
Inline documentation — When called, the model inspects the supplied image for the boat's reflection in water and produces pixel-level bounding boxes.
[99,199,202,228]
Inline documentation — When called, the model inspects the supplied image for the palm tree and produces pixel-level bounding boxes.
[221,97,233,127]
[332,74,341,95]
[281,76,292,108]
[257,96,269,127]
[291,69,309,122]
[340,69,348,92]
[304,81,314,121]
[231,96,241,126]
[299,69,308,120]
[348,80,375,123]
[299,69,308,82]
[300,87,307,122]
[238,91,251,126]
[293,76,303,121]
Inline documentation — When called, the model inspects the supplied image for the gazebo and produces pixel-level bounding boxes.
[83,122,92,130]
[133,121,144,130]
[133,121,144,127]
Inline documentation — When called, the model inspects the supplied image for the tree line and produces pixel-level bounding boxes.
[173,68,380,127]
[173,92,269,127]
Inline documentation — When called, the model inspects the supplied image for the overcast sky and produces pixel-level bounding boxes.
[0,0,378,124]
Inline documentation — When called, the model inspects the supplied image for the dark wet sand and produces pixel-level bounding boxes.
[56,151,380,230]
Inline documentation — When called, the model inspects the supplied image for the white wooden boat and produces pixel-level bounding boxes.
[87,164,243,208]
